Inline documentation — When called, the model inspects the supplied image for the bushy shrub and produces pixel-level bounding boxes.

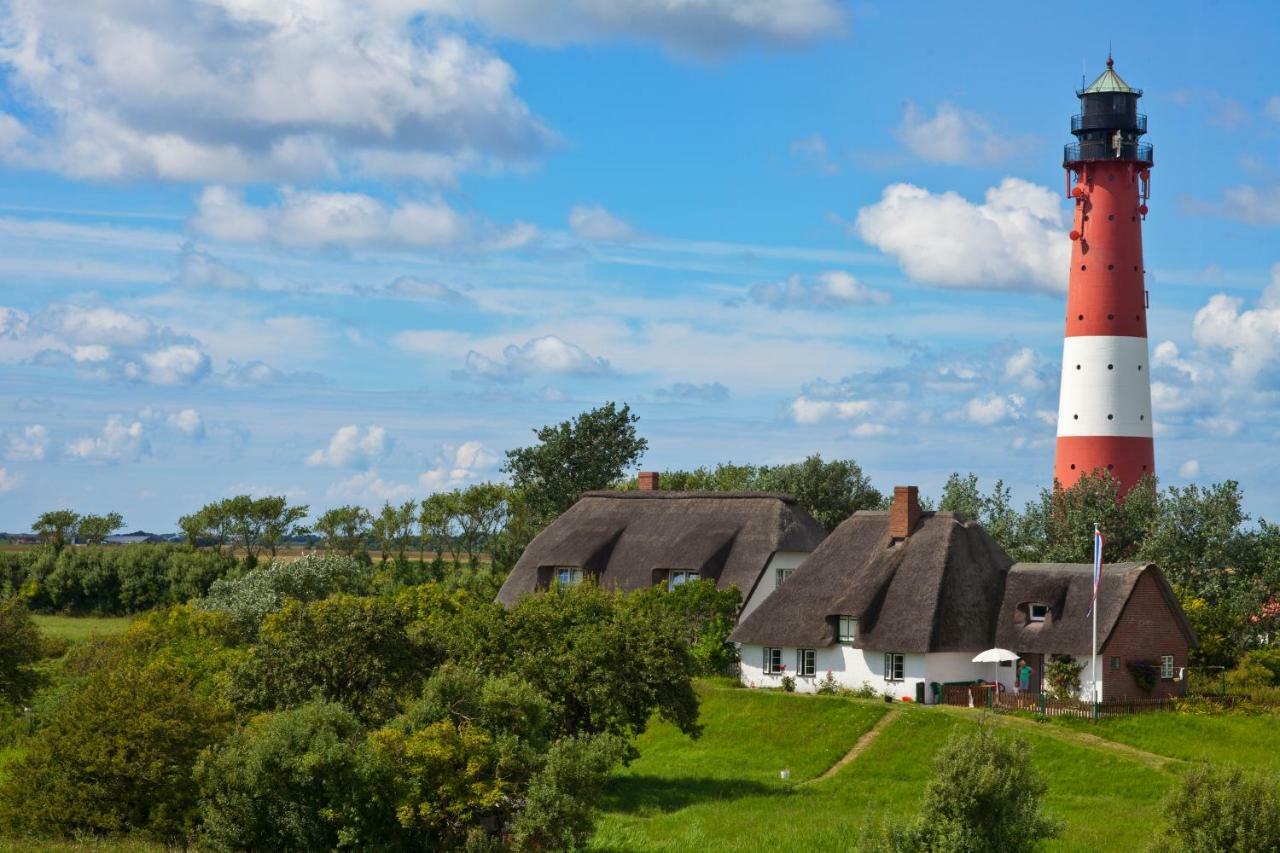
[0,596,42,707]
[0,657,232,841]
[508,733,628,851]
[870,724,1060,852]
[197,701,396,852]
[1045,654,1085,700]
[627,580,741,675]
[1152,764,1280,852]
[1227,657,1273,693]
[202,553,373,633]
[230,594,427,724]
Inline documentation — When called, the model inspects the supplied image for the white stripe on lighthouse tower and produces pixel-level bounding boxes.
[1056,336,1153,438]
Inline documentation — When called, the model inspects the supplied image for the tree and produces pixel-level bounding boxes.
[1020,472,1158,564]
[371,500,416,566]
[0,657,231,841]
[419,493,455,567]
[313,505,372,557]
[1152,764,1280,853]
[32,509,80,552]
[201,554,373,633]
[78,512,124,546]
[874,724,1060,852]
[0,597,42,708]
[254,496,311,558]
[456,483,508,566]
[197,701,396,852]
[657,456,882,531]
[504,402,648,525]
[178,500,233,553]
[230,594,430,724]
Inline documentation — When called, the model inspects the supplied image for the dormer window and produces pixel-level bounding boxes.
[1029,603,1049,623]
[837,616,857,644]
[667,570,700,590]
[555,567,585,587]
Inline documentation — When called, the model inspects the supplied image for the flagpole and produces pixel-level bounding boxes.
[1092,522,1100,704]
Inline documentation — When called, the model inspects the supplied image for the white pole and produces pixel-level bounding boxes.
[1092,522,1099,704]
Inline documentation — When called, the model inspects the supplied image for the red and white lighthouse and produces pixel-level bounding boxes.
[1054,57,1155,492]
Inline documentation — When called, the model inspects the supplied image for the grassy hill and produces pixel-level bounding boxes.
[591,682,1276,852]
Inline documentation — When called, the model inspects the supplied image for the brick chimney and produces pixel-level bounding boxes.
[637,471,660,491]
[889,485,921,540]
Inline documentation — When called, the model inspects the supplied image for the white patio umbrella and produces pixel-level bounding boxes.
[972,648,1020,701]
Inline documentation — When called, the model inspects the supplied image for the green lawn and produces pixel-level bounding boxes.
[1053,712,1280,772]
[593,687,1174,852]
[31,614,132,644]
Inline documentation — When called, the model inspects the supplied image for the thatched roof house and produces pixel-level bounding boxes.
[496,475,827,608]
[733,485,1197,703]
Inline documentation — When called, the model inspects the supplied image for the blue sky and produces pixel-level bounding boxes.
[1,0,1278,530]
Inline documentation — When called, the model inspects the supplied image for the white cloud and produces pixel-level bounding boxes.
[1186,185,1280,226]
[851,422,889,438]
[1191,281,1280,381]
[4,425,48,461]
[854,178,1070,293]
[42,304,155,346]
[306,425,389,468]
[0,2,550,182]
[1003,347,1046,390]
[790,396,875,425]
[1197,416,1241,437]
[419,441,498,491]
[460,335,611,382]
[1267,96,1280,123]
[568,204,637,241]
[654,382,730,403]
[176,244,256,290]
[789,134,838,173]
[963,393,1024,426]
[220,360,322,387]
[0,307,31,338]
[748,270,889,309]
[420,0,846,58]
[135,345,212,385]
[0,466,19,493]
[379,277,471,305]
[166,408,205,438]
[1179,459,1201,478]
[326,469,415,503]
[896,102,1031,166]
[191,186,533,252]
[64,415,147,462]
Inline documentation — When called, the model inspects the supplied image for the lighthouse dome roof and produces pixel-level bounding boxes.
[1081,58,1139,96]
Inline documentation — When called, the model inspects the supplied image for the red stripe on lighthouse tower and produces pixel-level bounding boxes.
[1054,57,1155,492]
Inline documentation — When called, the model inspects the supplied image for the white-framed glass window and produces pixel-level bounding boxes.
[1110,656,1121,671]
[667,570,700,590]
[555,567,584,587]
[1029,603,1049,622]
[883,652,905,682]
[796,648,816,677]
[1160,655,1175,679]
[837,615,857,644]
[776,567,793,587]
[764,647,784,675]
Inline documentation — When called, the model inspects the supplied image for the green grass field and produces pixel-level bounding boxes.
[31,614,132,644]
[592,685,1192,852]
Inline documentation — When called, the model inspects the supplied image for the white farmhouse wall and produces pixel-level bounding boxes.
[739,643,996,703]
[738,551,810,621]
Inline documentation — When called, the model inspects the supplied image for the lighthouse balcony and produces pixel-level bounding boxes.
[1071,112,1146,134]
[1064,141,1153,167]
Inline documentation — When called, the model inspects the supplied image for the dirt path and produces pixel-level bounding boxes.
[805,707,902,784]
[938,707,1181,773]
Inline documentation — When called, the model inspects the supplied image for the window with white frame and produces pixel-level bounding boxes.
[797,648,816,677]
[555,567,584,587]
[764,647,784,675]
[776,567,793,587]
[837,615,857,644]
[1029,603,1049,622]
[1110,656,1121,671]
[1160,655,1175,679]
[667,570,700,590]
[883,652,905,682]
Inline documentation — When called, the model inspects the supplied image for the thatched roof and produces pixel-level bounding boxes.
[730,511,1013,652]
[996,562,1198,655]
[496,490,827,606]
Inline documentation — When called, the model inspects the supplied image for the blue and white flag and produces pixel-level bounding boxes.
[1086,526,1104,617]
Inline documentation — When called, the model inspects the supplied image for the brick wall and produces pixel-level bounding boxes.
[1099,570,1190,701]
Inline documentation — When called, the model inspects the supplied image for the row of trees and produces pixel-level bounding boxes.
[31,511,125,551]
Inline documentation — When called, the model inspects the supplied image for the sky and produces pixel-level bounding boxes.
[0,0,1278,531]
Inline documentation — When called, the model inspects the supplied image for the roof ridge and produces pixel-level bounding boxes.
[580,490,798,502]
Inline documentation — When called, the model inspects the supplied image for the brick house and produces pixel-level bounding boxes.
[732,485,1197,702]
